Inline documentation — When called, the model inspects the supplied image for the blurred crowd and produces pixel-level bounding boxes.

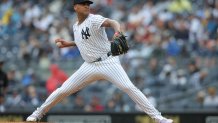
[0,0,218,113]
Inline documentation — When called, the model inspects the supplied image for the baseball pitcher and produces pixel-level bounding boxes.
[26,0,173,123]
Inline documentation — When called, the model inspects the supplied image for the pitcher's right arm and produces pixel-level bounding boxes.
[55,38,77,48]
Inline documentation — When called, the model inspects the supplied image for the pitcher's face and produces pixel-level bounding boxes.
[74,2,91,16]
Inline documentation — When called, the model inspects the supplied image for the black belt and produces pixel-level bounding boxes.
[93,52,112,62]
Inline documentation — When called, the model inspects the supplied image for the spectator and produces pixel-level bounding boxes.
[0,59,9,113]
[0,58,8,96]
[168,0,192,13]
[203,87,218,107]
[22,85,40,107]
[105,98,116,112]
[6,65,22,93]
[187,90,206,109]
[73,95,85,111]
[171,69,187,89]
[0,94,6,112]
[187,60,201,88]
[196,90,206,108]
[85,96,104,112]
[158,64,175,86]
[46,64,68,94]
[21,68,36,86]
[6,89,25,107]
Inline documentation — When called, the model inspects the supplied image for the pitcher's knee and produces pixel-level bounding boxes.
[121,85,138,93]
[56,87,71,96]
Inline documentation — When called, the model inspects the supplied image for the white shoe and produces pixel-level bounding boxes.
[26,115,39,122]
[26,108,43,122]
[159,118,173,123]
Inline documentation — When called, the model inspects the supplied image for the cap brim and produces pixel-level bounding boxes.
[85,1,93,4]
[74,1,93,5]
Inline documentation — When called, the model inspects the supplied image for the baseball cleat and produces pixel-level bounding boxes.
[159,118,173,123]
[26,108,43,122]
[26,115,40,122]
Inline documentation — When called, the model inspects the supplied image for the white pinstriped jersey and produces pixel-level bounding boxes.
[73,14,111,62]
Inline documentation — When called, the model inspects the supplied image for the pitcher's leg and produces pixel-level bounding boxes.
[27,63,97,121]
[101,63,164,121]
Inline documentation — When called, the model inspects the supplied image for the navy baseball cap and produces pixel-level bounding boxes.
[73,0,93,5]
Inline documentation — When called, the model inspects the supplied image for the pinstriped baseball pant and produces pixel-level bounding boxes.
[35,56,163,121]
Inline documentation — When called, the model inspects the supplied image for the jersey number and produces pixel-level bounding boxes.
[81,27,91,39]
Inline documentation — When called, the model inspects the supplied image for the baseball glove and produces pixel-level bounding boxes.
[111,32,129,56]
